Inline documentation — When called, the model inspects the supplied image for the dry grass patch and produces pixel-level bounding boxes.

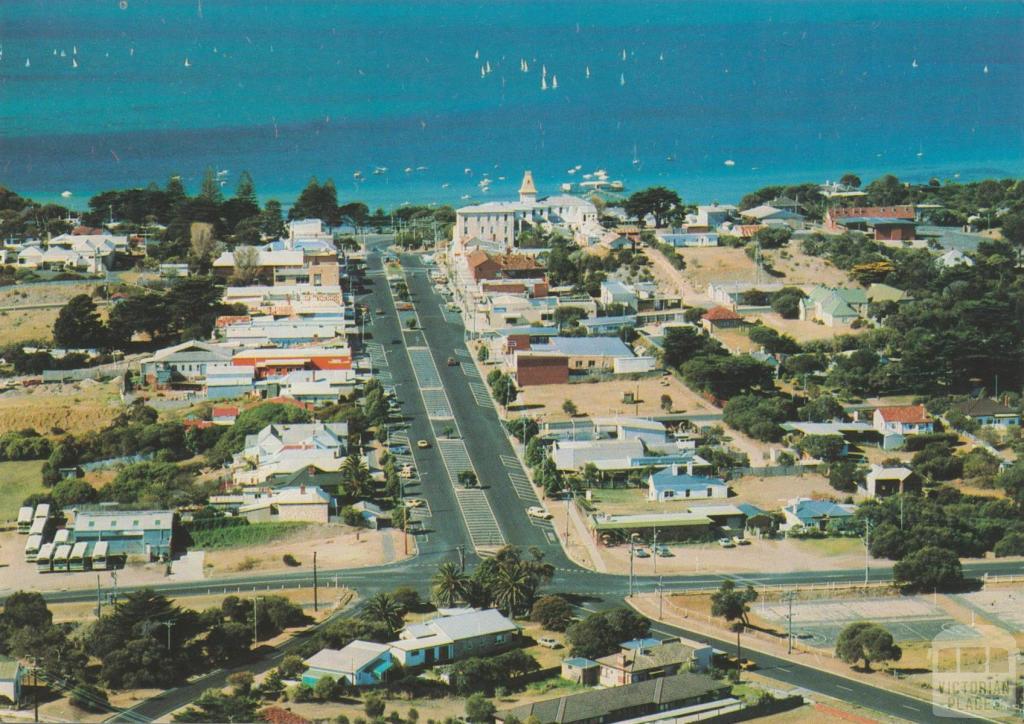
[0,379,122,435]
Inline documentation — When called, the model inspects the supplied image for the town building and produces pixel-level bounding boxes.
[388,608,519,668]
[139,340,234,388]
[781,498,856,531]
[700,306,744,332]
[949,398,1021,428]
[798,286,869,327]
[596,639,714,686]
[647,466,728,502]
[825,205,917,241]
[0,656,24,706]
[496,673,736,724]
[233,422,349,484]
[453,171,599,248]
[861,465,921,499]
[657,231,720,247]
[237,485,333,523]
[741,205,804,225]
[872,405,934,436]
[66,508,175,560]
[935,248,974,268]
[302,641,394,688]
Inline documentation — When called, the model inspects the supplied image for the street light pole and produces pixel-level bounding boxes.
[628,534,636,597]
[253,595,264,647]
[313,551,319,612]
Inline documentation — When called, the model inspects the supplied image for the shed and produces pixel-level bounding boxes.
[561,657,599,685]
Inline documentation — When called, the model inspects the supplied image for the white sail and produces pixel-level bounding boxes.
[73,45,78,55]
[551,74,558,89]
[72,57,78,68]
[541,75,548,91]
[912,58,918,68]
[474,49,479,60]
[480,66,486,78]
[585,65,590,79]
[542,64,547,78]
[25,58,30,67]
[659,52,664,61]
[620,72,625,86]
[485,60,491,74]
[621,48,627,61]
[983,64,989,74]
[184,57,191,67]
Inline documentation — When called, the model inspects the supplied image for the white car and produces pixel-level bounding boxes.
[538,637,560,649]
[527,506,553,520]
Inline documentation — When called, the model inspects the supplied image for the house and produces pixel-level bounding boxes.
[825,205,916,241]
[205,364,256,401]
[496,673,736,724]
[351,500,391,530]
[657,232,719,248]
[935,248,974,268]
[949,398,1021,427]
[238,485,333,523]
[596,639,714,687]
[231,346,353,380]
[700,306,744,332]
[782,498,856,531]
[140,340,234,388]
[600,280,637,309]
[212,405,239,425]
[552,438,710,476]
[694,204,736,229]
[647,466,728,502]
[578,314,638,336]
[302,641,394,687]
[861,465,921,499]
[0,656,24,706]
[234,422,348,483]
[466,250,545,282]
[66,508,174,560]
[388,608,519,668]
[799,286,868,327]
[873,405,934,436]
[531,336,636,372]
[741,205,804,224]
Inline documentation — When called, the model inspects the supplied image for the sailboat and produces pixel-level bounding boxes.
[25,58,30,68]
[632,143,639,166]
[551,74,558,89]
[541,75,548,91]
[983,64,989,74]
[619,72,625,86]
[60,49,66,58]
[911,58,918,68]
[53,49,57,56]
[659,52,664,61]
[72,57,78,68]
[621,48,627,61]
[542,64,547,78]
[485,60,491,74]
[474,49,479,60]
[480,65,486,78]
[184,57,191,67]
[585,65,590,79]
[130,47,135,57]
[73,45,78,55]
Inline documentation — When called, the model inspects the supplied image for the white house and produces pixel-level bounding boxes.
[302,641,394,687]
[389,608,519,668]
[647,466,728,502]
[233,422,349,484]
[935,248,974,269]
[872,405,934,436]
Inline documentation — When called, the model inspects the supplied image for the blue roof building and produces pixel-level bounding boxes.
[782,498,856,531]
[578,315,638,335]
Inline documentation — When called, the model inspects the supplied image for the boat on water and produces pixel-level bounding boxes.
[984,64,989,74]
[480,66,485,78]
[551,75,558,89]
[353,170,363,180]
[912,58,918,68]
[621,48,627,61]
[373,167,387,175]
[609,180,624,191]
[724,159,736,167]
[184,57,191,67]
[560,183,573,192]
[25,58,30,67]
[72,57,78,68]
[541,75,548,90]
[585,65,590,79]
[485,60,491,74]
[620,73,625,86]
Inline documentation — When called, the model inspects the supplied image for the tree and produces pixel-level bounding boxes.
[260,199,286,238]
[458,470,479,488]
[752,225,792,249]
[798,434,846,462]
[278,654,305,679]
[362,593,405,634]
[313,675,342,702]
[341,453,373,500]
[432,561,469,606]
[660,394,673,412]
[864,174,908,206]
[490,373,518,408]
[566,609,649,659]
[53,294,107,349]
[477,344,489,362]
[531,595,574,632]
[554,305,587,330]
[828,459,866,493]
[525,437,545,468]
[661,326,721,369]
[771,287,805,319]
[234,171,258,207]
[173,689,259,723]
[798,395,845,422]
[710,579,757,626]
[364,692,386,718]
[51,478,98,507]
[465,693,496,723]
[231,245,261,285]
[199,166,224,204]
[893,546,963,593]
[835,622,901,671]
[624,187,681,227]
[562,399,578,416]
[995,463,1024,508]
[69,683,110,713]
[840,173,862,189]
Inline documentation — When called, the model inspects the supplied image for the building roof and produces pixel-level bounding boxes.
[402,608,518,644]
[578,314,637,330]
[537,336,633,358]
[866,283,909,303]
[867,464,914,482]
[875,404,931,424]
[304,641,391,674]
[786,498,855,521]
[596,640,698,673]
[701,306,743,322]
[591,511,713,530]
[519,170,537,195]
[498,673,727,723]
[0,656,21,680]
[950,398,1018,418]
[741,205,802,220]
[212,405,239,418]
[69,508,173,531]
[830,205,915,220]
[649,467,726,492]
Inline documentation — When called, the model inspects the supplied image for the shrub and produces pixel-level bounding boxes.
[282,553,301,567]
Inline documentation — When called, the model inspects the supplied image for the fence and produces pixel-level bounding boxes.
[79,452,155,472]
[727,464,813,478]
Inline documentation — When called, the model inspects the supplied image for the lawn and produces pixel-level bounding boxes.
[187,522,310,549]
[0,459,46,524]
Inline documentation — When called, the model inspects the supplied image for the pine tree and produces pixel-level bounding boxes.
[235,171,257,206]
[199,166,223,204]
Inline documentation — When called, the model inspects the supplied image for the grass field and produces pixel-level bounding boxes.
[0,459,46,524]
[187,522,311,549]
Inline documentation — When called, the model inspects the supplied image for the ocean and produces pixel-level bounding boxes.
[1,0,1022,210]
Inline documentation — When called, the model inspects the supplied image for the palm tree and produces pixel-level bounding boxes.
[432,561,469,607]
[490,565,533,617]
[341,453,372,500]
[361,592,405,633]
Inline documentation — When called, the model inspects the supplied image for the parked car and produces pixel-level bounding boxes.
[654,545,673,557]
[375,307,385,314]
[634,548,651,558]
[416,439,430,449]
[718,537,736,548]
[526,506,553,520]
[733,536,751,546]
[400,464,415,478]
[537,637,561,649]
[404,498,426,508]
[447,357,458,366]
[389,445,410,455]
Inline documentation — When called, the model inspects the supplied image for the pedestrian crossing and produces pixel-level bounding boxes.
[437,438,505,548]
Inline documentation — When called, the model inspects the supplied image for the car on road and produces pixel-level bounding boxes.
[654,545,673,557]
[526,506,553,520]
[375,307,385,314]
[447,357,458,366]
[718,537,736,548]
[634,548,651,558]
[404,498,426,508]
[416,439,430,449]
[733,536,751,546]
[537,637,561,649]
[446,303,459,311]
[389,445,410,455]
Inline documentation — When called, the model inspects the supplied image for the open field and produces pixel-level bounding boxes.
[0,305,62,343]
[0,378,122,435]
[727,473,835,510]
[762,246,852,287]
[0,459,45,523]
[515,374,717,421]
[0,281,108,344]
[0,282,102,307]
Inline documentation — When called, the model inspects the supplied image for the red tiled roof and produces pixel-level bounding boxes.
[702,306,743,321]
[495,253,543,271]
[216,315,251,328]
[875,404,931,423]
[261,707,310,724]
[212,405,239,418]
[466,249,491,268]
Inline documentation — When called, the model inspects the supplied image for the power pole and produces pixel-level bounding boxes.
[628,535,635,597]
[31,656,38,723]
[96,574,102,618]
[658,576,664,620]
[864,519,871,585]
[653,528,658,574]
[783,591,795,654]
[159,620,175,651]
[313,551,319,612]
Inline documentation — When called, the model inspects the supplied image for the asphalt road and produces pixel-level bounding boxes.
[80,240,1020,722]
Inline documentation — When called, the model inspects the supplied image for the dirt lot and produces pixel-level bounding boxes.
[745,310,867,343]
[0,378,122,435]
[516,374,717,421]
[201,523,409,577]
[728,473,836,509]
[0,281,107,344]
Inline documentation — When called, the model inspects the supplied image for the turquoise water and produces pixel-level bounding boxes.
[1,1,1022,208]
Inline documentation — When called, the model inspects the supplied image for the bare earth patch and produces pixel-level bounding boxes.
[0,379,122,435]
[517,375,716,421]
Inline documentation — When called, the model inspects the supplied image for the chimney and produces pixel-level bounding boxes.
[299,484,306,495]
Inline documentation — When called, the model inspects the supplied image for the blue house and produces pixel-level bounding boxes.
[782,498,856,531]
[647,465,728,502]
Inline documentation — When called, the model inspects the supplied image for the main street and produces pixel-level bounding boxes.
[88,240,1018,722]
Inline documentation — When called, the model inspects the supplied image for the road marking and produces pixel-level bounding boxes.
[836,684,853,692]
[901,705,920,712]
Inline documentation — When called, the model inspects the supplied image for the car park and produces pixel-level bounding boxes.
[389,445,410,455]
[526,506,553,520]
